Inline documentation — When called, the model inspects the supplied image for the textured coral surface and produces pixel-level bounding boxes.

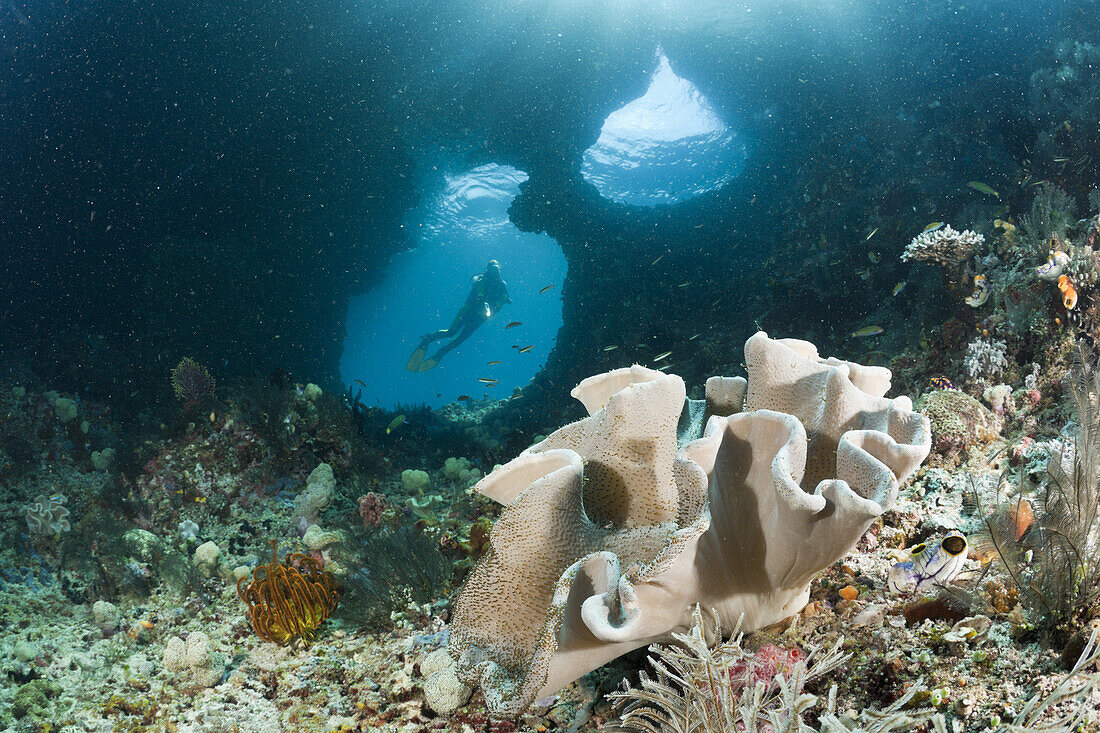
[450,333,931,715]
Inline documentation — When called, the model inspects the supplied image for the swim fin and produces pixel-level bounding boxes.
[406,346,427,372]
[418,358,438,372]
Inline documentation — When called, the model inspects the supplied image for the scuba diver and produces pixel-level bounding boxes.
[406,260,511,372]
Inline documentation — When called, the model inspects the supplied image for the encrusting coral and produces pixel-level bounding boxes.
[449,332,930,715]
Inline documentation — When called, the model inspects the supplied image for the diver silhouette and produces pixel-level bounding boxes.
[407,260,511,372]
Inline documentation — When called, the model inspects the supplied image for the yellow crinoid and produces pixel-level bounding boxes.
[237,541,340,645]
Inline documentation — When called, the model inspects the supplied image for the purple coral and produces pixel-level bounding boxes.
[170,357,215,404]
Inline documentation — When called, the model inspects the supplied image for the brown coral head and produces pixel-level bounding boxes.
[237,540,340,645]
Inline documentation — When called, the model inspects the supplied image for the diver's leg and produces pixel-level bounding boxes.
[423,323,478,369]
[420,328,454,345]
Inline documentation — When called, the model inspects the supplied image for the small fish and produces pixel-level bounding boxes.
[888,532,968,594]
[849,325,884,338]
[517,345,535,354]
[195,497,206,504]
[354,378,367,388]
[865,227,879,241]
[651,254,664,265]
[653,351,673,362]
[478,377,498,384]
[1053,156,1071,163]
[867,251,881,264]
[457,395,471,401]
[487,360,502,366]
[505,321,522,329]
[602,345,618,351]
[386,414,406,434]
[854,266,872,281]
[539,284,554,294]
[923,221,945,233]
[688,333,700,341]
[678,282,692,288]
[891,281,907,297]
[657,364,673,371]
[967,181,999,197]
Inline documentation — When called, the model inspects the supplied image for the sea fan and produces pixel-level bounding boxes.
[170,357,216,404]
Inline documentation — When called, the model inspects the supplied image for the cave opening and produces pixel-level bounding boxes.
[581,51,749,206]
[340,163,567,410]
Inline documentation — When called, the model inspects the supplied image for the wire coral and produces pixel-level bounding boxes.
[981,346,1100,633]
[236,541,340,646]
[334,524,453,631]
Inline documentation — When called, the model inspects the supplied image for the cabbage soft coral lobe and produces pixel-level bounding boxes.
[449,332,930,716]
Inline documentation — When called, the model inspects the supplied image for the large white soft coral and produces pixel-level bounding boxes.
[449,333,930,716]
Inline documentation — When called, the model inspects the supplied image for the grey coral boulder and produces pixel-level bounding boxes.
[449,332,930,716]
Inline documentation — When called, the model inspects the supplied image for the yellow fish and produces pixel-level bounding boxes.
[967,181,999,197]
[850,325,884,338]
[891,281,906,297]
[386,414,406,434]
[923,221,945,233]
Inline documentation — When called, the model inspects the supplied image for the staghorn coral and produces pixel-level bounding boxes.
[901,225,984,267]
[449,332,930,715]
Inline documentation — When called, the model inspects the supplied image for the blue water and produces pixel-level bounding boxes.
[341,164,568,409]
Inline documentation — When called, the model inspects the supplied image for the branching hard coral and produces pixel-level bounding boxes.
[610,606,934,733]
[980,345,1100,632]
[237,541,340,645]
[963,337,1009,382]
[901,225,984,267]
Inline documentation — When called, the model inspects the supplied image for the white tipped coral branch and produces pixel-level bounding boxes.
[901,225,985,267]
